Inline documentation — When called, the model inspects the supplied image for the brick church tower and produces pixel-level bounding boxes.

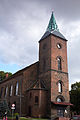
[39,12,70,118]
[0,12,72,119]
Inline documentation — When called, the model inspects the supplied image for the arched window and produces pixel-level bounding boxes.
[10,85,13,96]
[56,95,65,103]
[57,57,62,70]
[16,82,19,95]
[58,81,62,93]
[5,86,8,97]
[57,98,62,102]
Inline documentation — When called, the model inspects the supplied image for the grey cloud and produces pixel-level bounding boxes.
[0,0,80,87]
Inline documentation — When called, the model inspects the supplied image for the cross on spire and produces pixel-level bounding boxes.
[47,12,59,32]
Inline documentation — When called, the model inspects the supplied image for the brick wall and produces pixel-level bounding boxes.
[26,89,47,118]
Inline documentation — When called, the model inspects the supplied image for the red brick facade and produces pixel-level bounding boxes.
[0,14,70,119]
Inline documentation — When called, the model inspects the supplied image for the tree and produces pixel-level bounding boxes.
[0,100,11,117]
[70,82,80,114]
[0,100,3,117]
[0,71,12,82]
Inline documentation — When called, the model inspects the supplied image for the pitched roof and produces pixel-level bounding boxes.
[0,61,39,84]
[40,12,67,41]
[27,79,47,91]
[40,31,66,41]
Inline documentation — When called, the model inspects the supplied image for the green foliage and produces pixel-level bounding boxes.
[0,100,11,117]
[20,118,48,120]
[0,71,12,82]
[14,113,19,116]
[70,82,80,114]
[8,116,16,119]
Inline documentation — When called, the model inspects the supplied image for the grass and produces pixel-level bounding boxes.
[20,117,48,120]
[7,117,48,120]
[8,116,16,119]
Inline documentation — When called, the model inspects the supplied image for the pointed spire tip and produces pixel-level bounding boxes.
[46,12,59,32]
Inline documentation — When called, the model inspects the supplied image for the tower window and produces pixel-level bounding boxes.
[35,96,39,104]
[57,43,62,49]
[58,81,62,93]
[57,57,62,70]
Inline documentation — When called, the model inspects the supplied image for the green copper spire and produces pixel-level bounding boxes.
[47,12,59,32]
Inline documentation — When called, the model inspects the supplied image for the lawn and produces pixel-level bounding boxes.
[20,117,48,120]
[7,117,48,120]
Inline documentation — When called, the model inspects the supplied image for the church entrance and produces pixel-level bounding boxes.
[57,106,65,117]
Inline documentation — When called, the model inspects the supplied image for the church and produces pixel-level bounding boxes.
[0,12,72,118]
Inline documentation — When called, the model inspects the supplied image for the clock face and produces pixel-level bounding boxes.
[57,43,61,49]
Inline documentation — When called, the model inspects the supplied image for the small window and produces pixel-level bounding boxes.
[57,43,62,49]
[58,81,62,93]
[35,96,39,104]
[57,57,62,70]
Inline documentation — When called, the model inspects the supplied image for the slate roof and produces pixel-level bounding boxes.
[27,79,48,91]
[40,30,67,41]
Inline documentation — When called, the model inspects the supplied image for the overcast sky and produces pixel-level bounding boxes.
[0,0,80,89]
